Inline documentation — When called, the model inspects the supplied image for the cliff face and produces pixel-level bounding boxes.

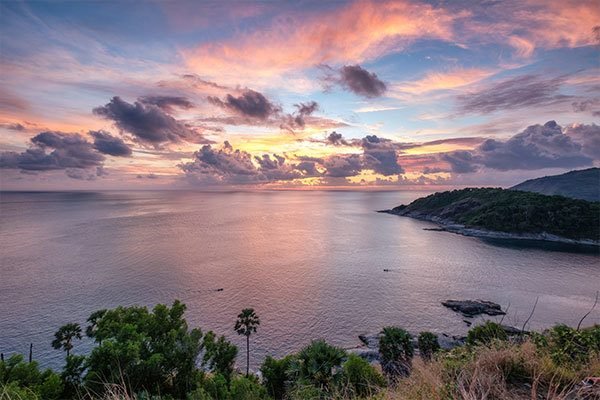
[510,168,600,202]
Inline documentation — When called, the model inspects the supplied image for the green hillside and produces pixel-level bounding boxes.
[389,188,600,241]
[511,168,600,201]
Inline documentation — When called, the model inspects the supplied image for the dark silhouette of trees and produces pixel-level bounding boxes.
[234,308,260,376]
[51,323,82,357]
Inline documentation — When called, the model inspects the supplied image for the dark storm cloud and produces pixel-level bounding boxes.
[457,75,571,114]
[139,95,194,112]
[0,131,106,176]
[208,89,281,120]
[93,96,206,145]
[333,65,387,98]
[439,121,598,173]
[90,130,132,157]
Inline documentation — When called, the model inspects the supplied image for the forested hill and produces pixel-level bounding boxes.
[386,188,600,241]
[510,168,600,201]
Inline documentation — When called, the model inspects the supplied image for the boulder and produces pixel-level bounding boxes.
[442,299,506,317]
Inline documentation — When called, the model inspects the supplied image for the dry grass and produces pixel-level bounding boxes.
[384,340,600,400]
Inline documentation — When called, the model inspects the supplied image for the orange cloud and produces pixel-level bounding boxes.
[183,0,458,84]
[393,68,496,95]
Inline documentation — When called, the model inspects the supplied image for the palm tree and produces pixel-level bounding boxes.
[234,308,260,376]
[52,323,82,357]
[86,309,107,344]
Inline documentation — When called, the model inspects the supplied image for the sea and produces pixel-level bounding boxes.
[0,190,598,370]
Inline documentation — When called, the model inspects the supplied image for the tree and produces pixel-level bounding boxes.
[260,355,294,399]
[234,308,260,376]
[378,326,414,379]
[290,340,346,391]
[202,331,238,381]
[417,331,440,361]
[85,309,107,343]
[341,354,385,397]
[85,300,204,397]
[51,323,82,357]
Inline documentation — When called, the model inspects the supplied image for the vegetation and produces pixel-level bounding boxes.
[2,301,599,399]
[51,323,82,357]
[466,321,508,346]
[511,167,600,202]
[416,332,440,361]
[391,187,600,241]
[235,308,260,376]
[379,327,414,379]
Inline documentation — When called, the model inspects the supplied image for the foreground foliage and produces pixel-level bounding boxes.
[2,301,599,399]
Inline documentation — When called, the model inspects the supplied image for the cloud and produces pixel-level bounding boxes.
[394,68,495,95]
[322,154,363,177]
[325,131,348,146]
[440,121,597,172]
[1,122,26,131]
[183,0,457,84]
[93,96,207,145]
[572,98,600,116]
[279,101,319,132]
[564,123,600,159]
[457,75,571,114]
[323,65,387,98]
[440,150,479,173]
[138,95,194,112]
[0,131,106,177]
[208,89,281,120]
[179,141,317,184]
[90,130,132,157]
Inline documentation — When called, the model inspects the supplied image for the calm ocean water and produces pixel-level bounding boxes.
[0,190,598,370]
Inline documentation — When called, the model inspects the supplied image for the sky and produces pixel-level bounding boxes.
[0,0,599,190]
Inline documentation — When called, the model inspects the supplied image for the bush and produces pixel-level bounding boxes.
[290,340,346,390]
[202,331,238,382]
[195,373,230,400]
[229,375,267,400]
[417,332,440,361]
[341,354,385,397]
[466,321,508,346]
[260,355,293,399]
[536,324,600,365]
[379,326,414,378]
[0,354,63,400]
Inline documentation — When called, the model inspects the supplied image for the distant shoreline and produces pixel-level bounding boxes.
[379,209,600,248]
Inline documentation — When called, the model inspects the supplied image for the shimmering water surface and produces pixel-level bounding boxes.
[1,190,598,370]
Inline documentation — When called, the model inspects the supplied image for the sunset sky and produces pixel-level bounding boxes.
[1,0,599,190]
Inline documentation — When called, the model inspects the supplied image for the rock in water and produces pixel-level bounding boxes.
[442,299,506,317]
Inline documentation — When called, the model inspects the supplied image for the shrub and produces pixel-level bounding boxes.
[466,321,508,346]
[0,354,63,400]
[379,326,414,379]
[202,331,238,382]
[229,375,268,400]
[417,332,440,361]
[290,340,346,390]
[196,373,230,400]
[341,354,385,397]
[260,355,294,399]
[538,324,600,365]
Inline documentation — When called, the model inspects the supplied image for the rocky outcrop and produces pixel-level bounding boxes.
[442,299,506,317]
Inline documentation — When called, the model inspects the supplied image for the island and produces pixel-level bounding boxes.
[379,187,600,246]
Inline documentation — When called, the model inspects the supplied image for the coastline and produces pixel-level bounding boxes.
[379,209,600,247]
